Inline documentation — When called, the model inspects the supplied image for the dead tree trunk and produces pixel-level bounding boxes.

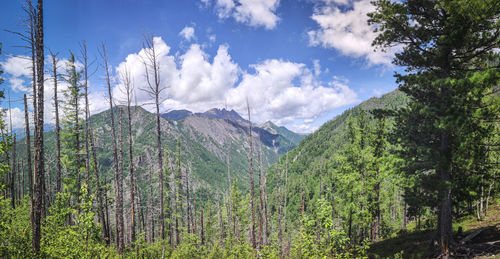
[175,138,182,246]
[226,142,233,237]
[11,134,17,208]
[118,109,126,244]
[166,156,174,248]
[104,175,111,243]
[141,33,166,240]
[186,166,191,234]
[257,146,264,248]
[23,95,33,199]
[283,152,288,245]
[246,100,256,249]
[8,94,16,208]
[79,42,91,189]
[100,43,124,254]
[264,168,269,245]
[120,66,137,245]
[194,198,197,235]
[217,197,223,245]
[48,51,62,194]
[277,165,284,257]
[148,167,155,243]
[21,160,25,200]
[88,91,109,245]
[201,209,205,245]
[32,0,45,254]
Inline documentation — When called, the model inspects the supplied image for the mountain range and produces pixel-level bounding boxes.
[15,107,306,201]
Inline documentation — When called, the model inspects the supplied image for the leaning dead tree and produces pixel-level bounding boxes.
[100,43,124,254]
[141,33,168,241]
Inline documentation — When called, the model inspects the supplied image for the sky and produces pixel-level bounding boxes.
[0,0,401,133]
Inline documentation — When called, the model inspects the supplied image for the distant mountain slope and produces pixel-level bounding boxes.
[260,121,307,145]
[196,108,247,122]
[162,108,247,122]
[267,90,409,225]
[15,105,304,203]
[162,108,305,153]
[161,109,192,121]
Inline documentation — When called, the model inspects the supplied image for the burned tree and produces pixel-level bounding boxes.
[141,33,168,241]
[100,43,124,254]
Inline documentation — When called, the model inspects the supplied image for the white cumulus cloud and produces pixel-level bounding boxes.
[179,26,196,41]
[1,55,32,77]
[114,37,357,133]
[202,0,280,29]
[226,59,358,125]
[308,0,397,66]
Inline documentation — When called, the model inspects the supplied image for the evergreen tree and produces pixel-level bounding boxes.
[60,53,83,204]
[369,0,500,255]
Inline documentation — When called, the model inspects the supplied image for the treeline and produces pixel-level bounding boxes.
[0,0,499,258]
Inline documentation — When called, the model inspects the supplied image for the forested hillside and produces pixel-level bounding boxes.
[268,90,409,232]
[0,0,498,258]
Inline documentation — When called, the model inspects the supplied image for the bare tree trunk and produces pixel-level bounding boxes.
[264,168,269,245]
[118,108,126,242]
[201,209,205,245]
[175,138,182,246]
[100,43,124,254]
[79,42,91,189]
[135,183,146,243]
[283,152,288,249]
[225,113,233,238]
[194,198,197,235]
[142,34,166,241]
[479,185,484,219]
[246,100,256,249]
[257,147,264,249]
[48,52,62,194]
[166,158,173,248]
[1,128,7,199]
[21,160,25,200]
[88,94,109,245]
[186,166,191,234]
[403,202,407,230]
[217,197,223,245]
[485,181,493,216]
[32,0,45,253]
[17,160,21,203]
[104,175,112,243]
[277,165,283,257]
[8,94,16,208]
[148,168,155,243]
[23,95,33,199]
[11,134,17,208]
[120,67,137,246]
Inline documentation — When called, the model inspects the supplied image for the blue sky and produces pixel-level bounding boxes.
[0,0,400,133]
